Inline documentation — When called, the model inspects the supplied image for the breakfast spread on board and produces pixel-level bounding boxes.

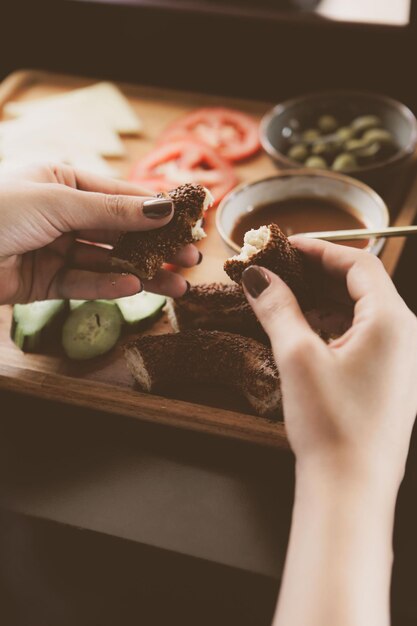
[8,194,336,419]
[5,78,414,423]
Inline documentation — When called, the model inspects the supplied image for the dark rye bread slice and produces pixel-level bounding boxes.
[167,282,345,344]
[124,330,281,419]
[165,282,267,342]
[111,183,212,280]
[223,223,313,308]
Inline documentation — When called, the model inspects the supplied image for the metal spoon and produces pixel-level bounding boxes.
[299,225,417,241]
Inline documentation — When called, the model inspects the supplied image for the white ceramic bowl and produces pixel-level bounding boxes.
[216,169,389,255]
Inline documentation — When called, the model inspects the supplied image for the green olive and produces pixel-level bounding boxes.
[351,115,382,136]
[287,143,309,162]
[362,128,395,146]
[344,138,368,152]
[311,142,339,158]
[311,142,328,156]
[336,126,354,142]
[332,153,358,172]
[302,128,321,143]
[355,142,382,160]
[317,114,338,134]
[305,156,328,169]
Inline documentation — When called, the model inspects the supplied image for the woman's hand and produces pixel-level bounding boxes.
[0,163,201,305]
[242,238,417,490]
[242,239,417,626]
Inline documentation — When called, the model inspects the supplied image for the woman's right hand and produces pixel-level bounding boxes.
[242,238,417,493]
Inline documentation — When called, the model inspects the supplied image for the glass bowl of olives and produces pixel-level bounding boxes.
[260,91,417,190]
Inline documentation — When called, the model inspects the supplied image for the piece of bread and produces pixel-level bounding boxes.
[224,223,313,308]
[165,282,266,341]
[125,330,281,419]
[111,184,213,280]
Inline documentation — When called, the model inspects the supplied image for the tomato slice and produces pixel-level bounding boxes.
[159,108,261,162]
[129,140,238,206]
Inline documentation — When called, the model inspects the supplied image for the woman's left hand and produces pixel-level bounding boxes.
[0,163,200,305]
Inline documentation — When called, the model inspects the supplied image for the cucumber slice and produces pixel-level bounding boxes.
[70,299,112,311]
[11,300,67,353]
[115,292,166,330]
[62,301,122,360]
[69,299,87,311]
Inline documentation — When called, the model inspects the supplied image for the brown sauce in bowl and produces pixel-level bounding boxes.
[231,196,368,249]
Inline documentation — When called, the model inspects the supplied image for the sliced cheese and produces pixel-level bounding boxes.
[0,110,125,158]
[4,82,142,135]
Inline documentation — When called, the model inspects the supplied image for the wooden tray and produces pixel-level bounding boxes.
[0,69,416,449]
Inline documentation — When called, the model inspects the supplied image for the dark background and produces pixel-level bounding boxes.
[0,1,417,624]
[1,0,417,108]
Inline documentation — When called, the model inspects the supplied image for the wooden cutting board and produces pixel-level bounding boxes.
[0,69,416,449]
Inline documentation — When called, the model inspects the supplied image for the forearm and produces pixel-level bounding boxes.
[273,462,397,626]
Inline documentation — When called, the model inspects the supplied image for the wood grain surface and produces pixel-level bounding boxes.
[0,69,417,448]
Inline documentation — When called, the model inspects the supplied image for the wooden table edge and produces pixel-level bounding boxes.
[0,365,289,450]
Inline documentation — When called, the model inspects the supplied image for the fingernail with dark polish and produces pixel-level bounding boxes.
[197,251,203,265]
[242,266,270,298]
[143,198,173,219]
[185,280,191,293]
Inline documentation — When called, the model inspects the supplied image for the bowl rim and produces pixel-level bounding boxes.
[216,168,390,254]
[259,89,417,176]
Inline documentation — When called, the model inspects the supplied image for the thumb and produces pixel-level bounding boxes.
[44,184,174,233]
[241,265,322,366]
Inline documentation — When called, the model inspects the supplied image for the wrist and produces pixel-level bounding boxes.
[294,456,397,579]
[277,452,396,626]
[295,449,401,514]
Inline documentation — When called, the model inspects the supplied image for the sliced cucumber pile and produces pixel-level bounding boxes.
[11,300,67,353]
[11,291,166,360]
[115,292,166,329]
[62,301,123,360]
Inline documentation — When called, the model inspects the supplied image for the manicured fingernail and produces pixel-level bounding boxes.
[143,198,173,219]
[242,266,271,298]
[197,251,203,265]
[185,280,191,293]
